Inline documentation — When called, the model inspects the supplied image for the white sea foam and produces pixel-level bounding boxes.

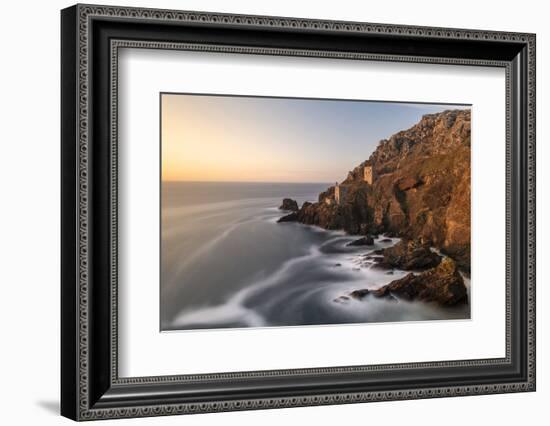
[172,303,267,328]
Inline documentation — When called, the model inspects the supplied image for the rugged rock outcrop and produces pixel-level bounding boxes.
[282,109,471,270]
[379,239,441,270]
[341,257,467,306]
[373,257,468,305]
[279,198,299,212]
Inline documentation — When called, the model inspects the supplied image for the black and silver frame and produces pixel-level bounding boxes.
[61,4,536,421]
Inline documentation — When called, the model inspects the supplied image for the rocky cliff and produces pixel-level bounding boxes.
[283,109,471,270]
[343,257,468,306]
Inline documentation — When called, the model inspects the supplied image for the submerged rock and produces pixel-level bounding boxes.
[370,262,390,271]
[279,198,299,212]
[347,236,375,246]
[349,289,371,300]
[373,257,467,305]
[349,288,397,303]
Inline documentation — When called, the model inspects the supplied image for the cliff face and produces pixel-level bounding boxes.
[294,109,471,269]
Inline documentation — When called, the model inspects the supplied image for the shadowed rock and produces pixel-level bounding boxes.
[373,257,467,305]
[349,288,397,303]
[347,236,374,247]
[343,257,467,306]
[277,212,298,223]
[279,198,299,212]
[349,289,371,300]
[381,239,441,270]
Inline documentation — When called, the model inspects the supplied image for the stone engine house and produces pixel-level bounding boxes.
[334,182,348,205]
[364,165,373,185]
[333,165,374,205]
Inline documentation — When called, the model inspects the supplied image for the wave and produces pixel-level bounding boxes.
[171,245,321,329]
[169,235,418,330]
[163,204,287,291]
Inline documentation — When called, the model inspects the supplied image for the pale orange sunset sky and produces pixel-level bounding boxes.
[161,93,467,183]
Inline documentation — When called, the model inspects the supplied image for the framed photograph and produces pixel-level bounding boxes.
[61,4,536,421]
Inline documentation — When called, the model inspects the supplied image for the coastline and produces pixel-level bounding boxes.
[162,181,471,331]
[277,204,469,310]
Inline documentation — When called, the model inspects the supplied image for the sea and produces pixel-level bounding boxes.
[161,181,470,331]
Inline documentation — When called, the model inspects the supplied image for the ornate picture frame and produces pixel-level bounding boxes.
[61,4,535,421]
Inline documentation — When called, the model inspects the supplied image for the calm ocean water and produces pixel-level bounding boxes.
[161,181,470,331]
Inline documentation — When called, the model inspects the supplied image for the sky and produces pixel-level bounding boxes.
[161,94,470,183]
